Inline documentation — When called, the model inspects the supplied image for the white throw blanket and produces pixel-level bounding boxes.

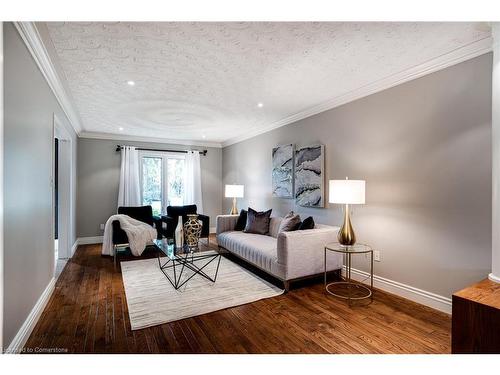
[102,214,157,256]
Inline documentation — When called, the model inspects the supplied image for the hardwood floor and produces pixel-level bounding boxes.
[25,236,451,353]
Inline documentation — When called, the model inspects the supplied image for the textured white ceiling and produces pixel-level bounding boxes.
[45,22,490,146]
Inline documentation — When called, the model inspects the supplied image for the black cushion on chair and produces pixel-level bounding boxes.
[162,205,210,239]
[117,205,154,226]
[167,204,197,219]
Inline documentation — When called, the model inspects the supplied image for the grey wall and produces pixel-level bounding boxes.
[223,54,492,298]
[3,23,78,347]
[77,138,222,237]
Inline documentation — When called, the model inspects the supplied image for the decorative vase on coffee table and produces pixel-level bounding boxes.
[184,214,203,250]
[174,216,184,250]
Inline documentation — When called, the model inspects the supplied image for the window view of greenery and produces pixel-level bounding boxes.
[142,157,162,216]
[141,155,185,216]
[168,158,184,206]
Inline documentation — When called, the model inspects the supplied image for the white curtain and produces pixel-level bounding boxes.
[117,146,141,208]
[183,151,204,212]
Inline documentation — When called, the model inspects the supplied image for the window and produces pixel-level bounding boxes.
[140,152,185,216]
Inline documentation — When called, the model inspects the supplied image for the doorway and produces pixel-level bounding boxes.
[54,137,59,261]
[53,115,73,277]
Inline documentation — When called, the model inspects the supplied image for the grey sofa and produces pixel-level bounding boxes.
[216,215,343,290]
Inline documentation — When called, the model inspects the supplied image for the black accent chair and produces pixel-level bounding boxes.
[161,204,210,245]
[112,205,163,266]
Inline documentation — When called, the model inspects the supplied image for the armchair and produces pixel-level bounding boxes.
[161,204,210,244]
[112,205,163,265]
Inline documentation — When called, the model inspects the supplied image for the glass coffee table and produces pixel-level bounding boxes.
[153,238,225,290]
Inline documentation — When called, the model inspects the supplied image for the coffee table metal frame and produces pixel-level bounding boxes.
[324,242,374,305]
[154,239,223,290]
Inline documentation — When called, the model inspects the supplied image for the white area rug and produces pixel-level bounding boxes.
[121,252,284,330]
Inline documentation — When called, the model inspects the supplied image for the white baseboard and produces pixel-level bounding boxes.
[342,266,452,314]
[77,236,103,245]
[70,240,78,256]
[210,226,216,234]
[5,277,56,353]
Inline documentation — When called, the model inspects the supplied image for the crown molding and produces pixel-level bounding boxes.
[222,36,493,148]
[13,22,83,135]
[79,131,223,148]
[493,23,500,47]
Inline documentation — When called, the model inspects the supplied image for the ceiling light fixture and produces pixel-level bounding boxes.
[119,127,124,131]
[202,135,206,139]
[127,80,135,86]
[257,102,264,108]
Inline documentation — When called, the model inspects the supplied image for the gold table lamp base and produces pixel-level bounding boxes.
[229,197,239,215]
[338,204,356,246]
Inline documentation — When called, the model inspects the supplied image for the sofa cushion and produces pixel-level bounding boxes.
[268,217,283,238]
[278,211,301,233]
[298,216,315,230]
[234,209,247,231]
[243,208,272,235]
[217,231,285,279]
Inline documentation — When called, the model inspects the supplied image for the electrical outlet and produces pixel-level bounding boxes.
[374,250,381,262]
[100,223,105,230]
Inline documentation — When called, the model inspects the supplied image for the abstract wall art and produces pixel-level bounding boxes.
[272,144,294,198]
[295,144,324,207]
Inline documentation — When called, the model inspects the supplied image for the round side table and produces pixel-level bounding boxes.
[324,242,374,305]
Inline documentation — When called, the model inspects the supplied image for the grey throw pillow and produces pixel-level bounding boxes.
[278,211,301,233]
[243,207,272,235]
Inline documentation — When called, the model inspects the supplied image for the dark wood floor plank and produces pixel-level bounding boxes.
[110,271,130,353]
[24,235,451,354]
[69,261,91,353]
[182,319,218,354]
[194,312,249,353]
[228,306,289,353]
[274,291,376,353]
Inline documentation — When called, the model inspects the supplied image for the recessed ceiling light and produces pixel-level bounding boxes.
[257,102,264,108]
[202,135,206,139]
[118,127,124,131]
[127,80,135,86]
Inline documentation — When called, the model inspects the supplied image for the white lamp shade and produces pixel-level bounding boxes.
[329,179,365,204]
[225,184,244,198]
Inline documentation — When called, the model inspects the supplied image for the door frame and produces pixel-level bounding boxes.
[53,114,73,260]
[0,21,4,351]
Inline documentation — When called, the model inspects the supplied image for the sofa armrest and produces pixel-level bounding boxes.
[277,224,341,280]
[216,215,238,236]
[162,215,174,223]
[112,220,129,245]
[160,215,176,238]
[152,215,164,239]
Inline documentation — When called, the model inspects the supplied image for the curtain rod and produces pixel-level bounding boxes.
[115,145,207,156]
